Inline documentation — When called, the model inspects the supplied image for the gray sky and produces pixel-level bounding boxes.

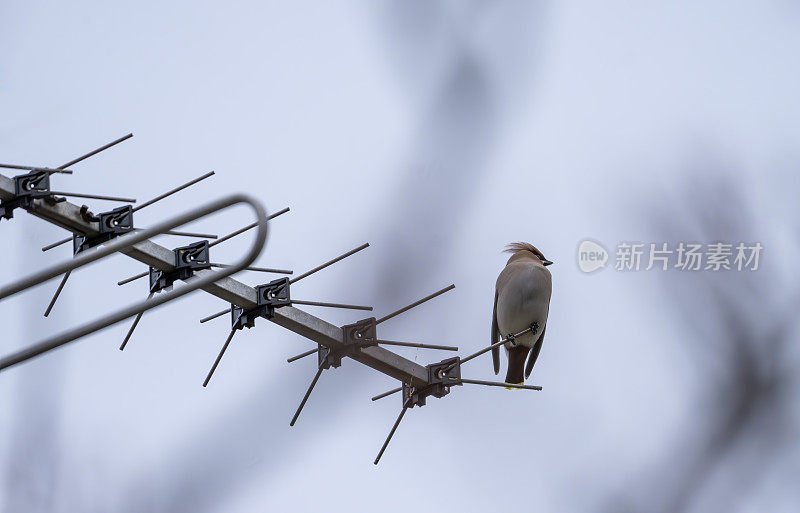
[1,1,799,512]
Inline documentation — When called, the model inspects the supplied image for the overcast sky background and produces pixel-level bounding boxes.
[1,1,799,512]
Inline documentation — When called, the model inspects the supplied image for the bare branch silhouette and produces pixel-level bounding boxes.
[605,166,799,513]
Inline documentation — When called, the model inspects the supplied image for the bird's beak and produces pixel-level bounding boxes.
[542,259,553,266]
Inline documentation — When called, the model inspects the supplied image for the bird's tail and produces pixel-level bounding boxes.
[505,345,530,385]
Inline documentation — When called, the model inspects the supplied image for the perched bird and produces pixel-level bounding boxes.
[491,242,553,385]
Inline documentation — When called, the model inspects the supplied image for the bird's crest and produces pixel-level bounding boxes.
[504,242,542,257]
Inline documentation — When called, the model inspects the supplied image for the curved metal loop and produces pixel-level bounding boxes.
[0,194,269,372]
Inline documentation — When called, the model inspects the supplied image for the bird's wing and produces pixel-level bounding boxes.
[491,289,500,375]
[524,325,546,379]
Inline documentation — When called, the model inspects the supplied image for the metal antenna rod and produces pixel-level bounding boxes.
[3,136,124,265]
[36,132,137,317]
[41,238,72,252]
[42,230,218,253]
[201,299,372,325]
[289,365,324,426]
[57,133,133,170]
[290,243,369,284]
[208,207,290,248]
[43,271,71,317]
[371,379,540,402]
[371,386,402,401]
[0,163,72,174]
[371,329,538,397]
[22,132,131,273]
[288,339,455,365]
[0,193,268,372]
[39,171,214,313]
[375,340,458,351]
[41,237,73,252]
[288,336,458,364]
[41,171,215,251]
[456,326,535,368]
[101,206,287,293]
[199,308,229,323]
[121,263,292,287]
[197,242,367,325]
[374,399,411,465]
[203,328,237,387]
[375,284,455,326]
[49,191,136,203]
[6,132,132,282]
[209,263,293,275]
[289,300,372,311]
[131,171,215,213]
[117,271,149,286]
[287,348,318,363]
[461,379,542,391]
[155,230,217,239]
[119,292,153,350]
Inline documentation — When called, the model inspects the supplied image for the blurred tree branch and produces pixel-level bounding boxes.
[605,169,798,513]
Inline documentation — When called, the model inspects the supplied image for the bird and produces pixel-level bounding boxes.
[491,242,553,385]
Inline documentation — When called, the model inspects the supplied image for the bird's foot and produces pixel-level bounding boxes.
[530,321,540,335]
[504,381,524,390]
[506,333,517,347]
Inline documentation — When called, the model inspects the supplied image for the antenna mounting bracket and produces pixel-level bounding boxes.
[149,240,211,293]
[403,356,462,408]
[73,205,134,254]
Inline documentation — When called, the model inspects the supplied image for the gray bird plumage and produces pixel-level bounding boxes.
[491,242,552,384]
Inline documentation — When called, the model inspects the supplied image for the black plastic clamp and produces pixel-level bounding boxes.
[342,317,378,350]
[0,170,53,220]
[317,345,344,370]
[296,317,378,371]
[402,356,462,408]
[73,205,134,254]
[230,277,292,330]
[149,240,211,293]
